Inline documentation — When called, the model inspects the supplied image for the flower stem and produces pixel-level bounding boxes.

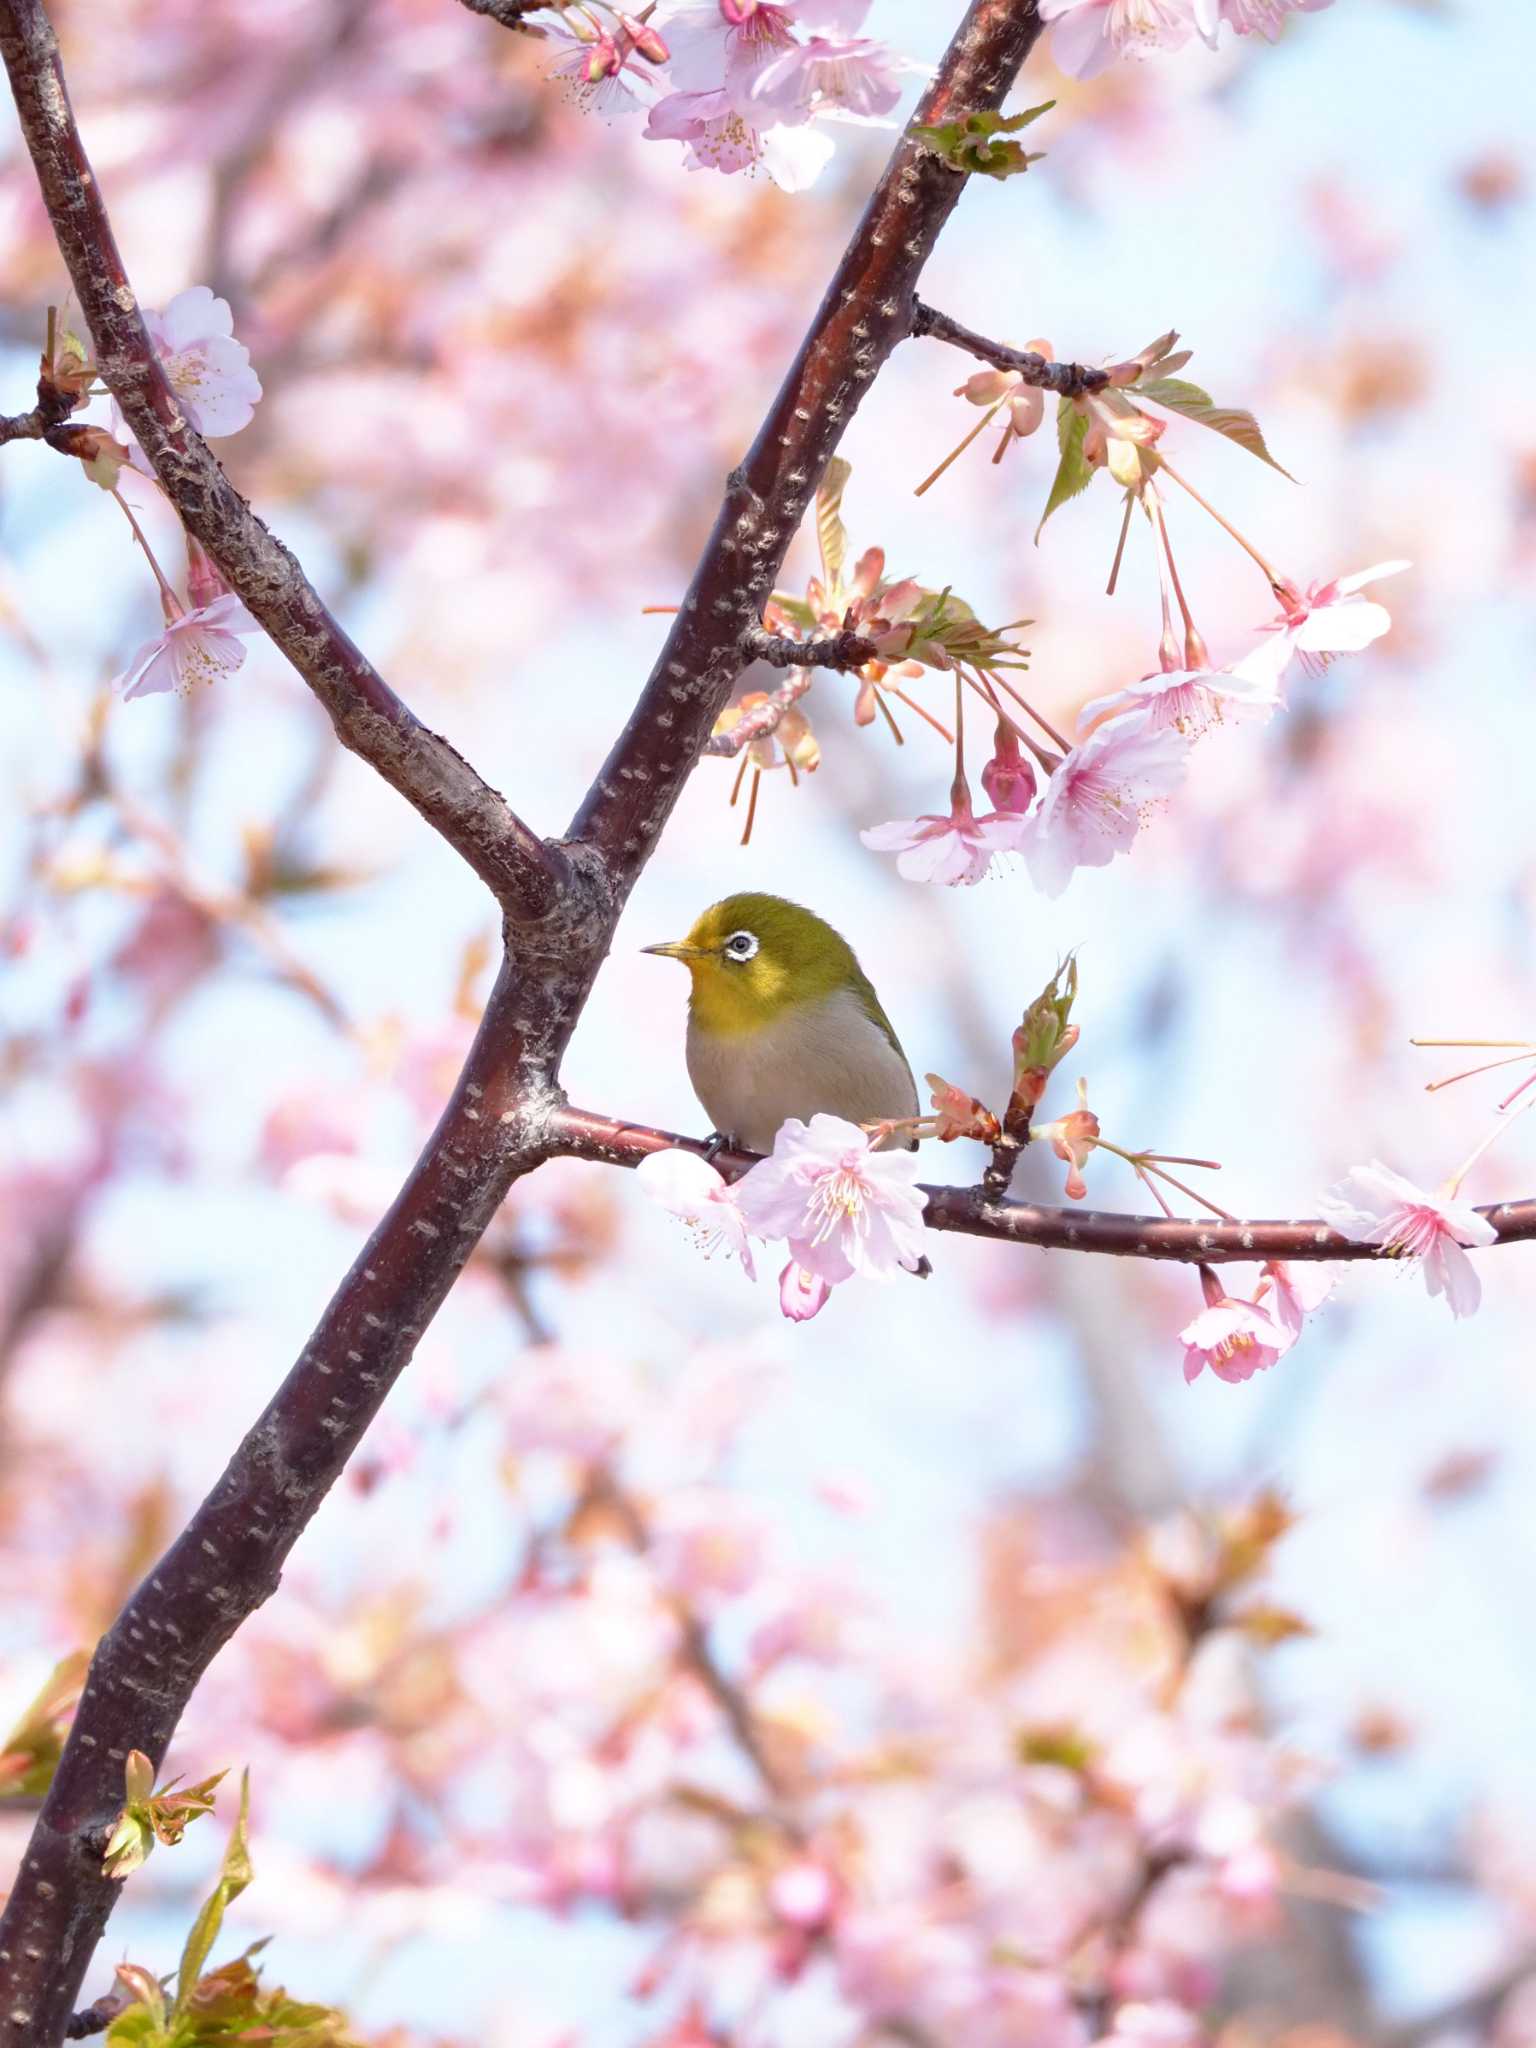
[110,489,179,611]
[1157,458,1282,587]
[914,399,1006,498]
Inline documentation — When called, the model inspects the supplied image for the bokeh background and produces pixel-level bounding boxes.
[5,1,1536,2040]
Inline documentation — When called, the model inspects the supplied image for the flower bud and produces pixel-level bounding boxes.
[1010,956,1080,1113]
[981,719,1037,815]
[582,33,622,82]
[186,536,230,610]
[620,12,668,61]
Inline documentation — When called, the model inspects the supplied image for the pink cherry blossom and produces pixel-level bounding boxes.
[1195,0,1332,43]
[1078,652,1281,739]
[1317,1160,1497,1318]
[778,1260,833,1320]
[141,285,262,438]
[542,23,655,116]
[747,35,903,122]
[860,791,1031,886]
[1038,0,1201,80]
[1021,710,1189,898]
[645,87,835,185]
[112,593,260,701]
[1181,1267,1289,1385]
[1250,560,1410,682]
[735,1114,928,1285]
[1261,1257,1337,1346]
[635,1147,757,1278]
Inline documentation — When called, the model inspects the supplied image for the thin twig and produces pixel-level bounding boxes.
[910,300,1112,399]
[744,625,877,671]
[704,671,815,759]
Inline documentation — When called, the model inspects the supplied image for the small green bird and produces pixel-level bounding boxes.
[643,892,920,1154]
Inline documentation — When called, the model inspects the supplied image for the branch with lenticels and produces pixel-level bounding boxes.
[0,0,568,922]
[0,0,1064,2034]
[546,1105,1536,1265]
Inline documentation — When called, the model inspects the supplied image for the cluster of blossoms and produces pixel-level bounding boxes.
[541,0,914,190]
[538,0,1336,179]
[44,286,266,703]
[849,329,1408,897]
[1040,0,1333,80]
[639,1111,927,1321]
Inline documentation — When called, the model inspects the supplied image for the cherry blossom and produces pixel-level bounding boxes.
[111,593,260,701]
[1078,651,1282,739]
[747,34,903,123]
[647,0,891,182]
[1181,1267,1290,1384]
[1261,1257,1337,1346]
[645,86,835,185]
[1195,0,1333,43]
[1039,0,1202,81]
[860,790,1032,886]
[542,22,657,116]
[139,286,262,438]
[778,1259,833,1319]
[1021,711,1189,898]
[1318,1160,1497,1318]
[1250,561,1410,682]
[636,1147,757,1277]
[734,1114,928,1285]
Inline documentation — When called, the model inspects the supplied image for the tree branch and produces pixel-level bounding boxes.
[0,2,1060,2032]
[0,960,576,2043]
[0,0,568,924]
[910,298,1112,397]
[0,362,74,444]
[703,670,815,759]
[743,626,877,671]
[547,1104,1536,1266]
[568,0,1051,891]
[455,0,547,29]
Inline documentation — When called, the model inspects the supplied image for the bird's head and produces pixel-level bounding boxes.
[643,892,856,1037]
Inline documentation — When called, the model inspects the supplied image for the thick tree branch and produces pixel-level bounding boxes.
[0,0,567,924]
[547,1105,1536,1266]
[0,955,582,2043]
[910,298,1112,397]
[568,0,1050,891]
[0,3,1058,2033]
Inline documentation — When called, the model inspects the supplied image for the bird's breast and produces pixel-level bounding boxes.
[686,988,919,1156]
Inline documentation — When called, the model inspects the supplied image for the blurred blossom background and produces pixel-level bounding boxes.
[4,0,1536,2041]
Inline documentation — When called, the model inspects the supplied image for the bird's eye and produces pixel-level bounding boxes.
[724,930,759,962]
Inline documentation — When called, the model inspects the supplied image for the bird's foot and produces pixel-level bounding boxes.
[701,1130,734,1163]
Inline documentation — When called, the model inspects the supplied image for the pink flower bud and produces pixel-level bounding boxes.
[582,33,622,82]
[981,720,1037,815]
[185,536,230,610]
[620,12,668,61]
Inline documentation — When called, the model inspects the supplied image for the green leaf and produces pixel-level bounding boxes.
[175,1771,252,2017]
[815,457,850,589]
[1136,376,1296,479]
[912,101,1053,178]
[1034,402,1094,542]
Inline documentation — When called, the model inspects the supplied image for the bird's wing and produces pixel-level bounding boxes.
[848,965,914,1075]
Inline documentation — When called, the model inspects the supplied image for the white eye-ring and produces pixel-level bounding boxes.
[724,930,759,962]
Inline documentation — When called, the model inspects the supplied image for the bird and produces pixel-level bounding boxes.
[643,891,920,1156]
